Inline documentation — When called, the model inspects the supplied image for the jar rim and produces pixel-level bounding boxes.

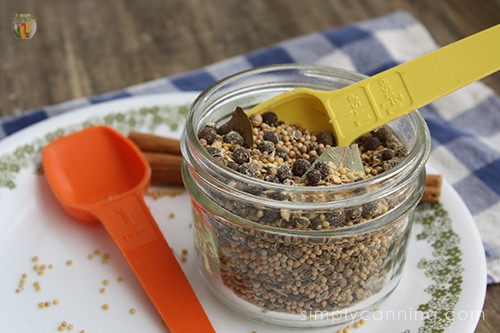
[181,64,431,234]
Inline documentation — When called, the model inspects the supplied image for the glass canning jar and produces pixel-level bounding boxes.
[180,64,430,328]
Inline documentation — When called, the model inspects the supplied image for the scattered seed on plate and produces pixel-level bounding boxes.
[129,308,136,315]
[169,212,175,219]
[100,287,106,294]
[102,279,109,286]
[53,299,59,305]
[146,188,184,200]
[93,249,101,255]
[102,304,109,310]
[117,276,124,283]
[32,256,39,263]
[66,260,73,266]
[57,321,68,331]
[101,253,110,264]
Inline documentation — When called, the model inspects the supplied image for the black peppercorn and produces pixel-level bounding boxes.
[223,131,245,146]
[232,147,251,164]
[380,149,395,161]
[206,147,222,157]
[257,140,275,153]
[316,131,336,146]
[306,169,322,185]
[198,126,217,145]
[217,122,232,135]
[291,216,311,229]
[363,136,381,151]
[264,174,280,183]
[275,148,289,161]
[375,127,392,140]
[292,158,310,176]
[227,161,240,171]
[314,161,330,178]
[326,210,346,226]
[263,131,279,144]
[276,165,293,182]
[345,206,362,221]
[262,112,278,125]
[239,162,259,178]
[395,145,408,158]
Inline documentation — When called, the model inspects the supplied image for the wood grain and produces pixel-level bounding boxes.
[1,0,499,331]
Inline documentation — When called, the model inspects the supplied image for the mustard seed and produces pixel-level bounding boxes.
[102,279,109,286]
[102,304,109,310]
[100,288,106,294]
[129,308,136,315]
[68,324,74,330]
[32,256,39,263]
[117,276,124,283]
[66,260,73,266]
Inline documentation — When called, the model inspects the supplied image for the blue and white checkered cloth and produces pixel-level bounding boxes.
[1,11,499,283]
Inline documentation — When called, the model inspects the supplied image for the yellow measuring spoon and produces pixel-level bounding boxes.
[248,24,500,146]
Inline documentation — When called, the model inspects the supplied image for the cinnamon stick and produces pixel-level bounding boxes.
[422,174,442,202]
[144,152,183,186]
[129,131,181,155]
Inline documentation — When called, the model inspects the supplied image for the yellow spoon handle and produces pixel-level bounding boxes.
[325,24,500,146]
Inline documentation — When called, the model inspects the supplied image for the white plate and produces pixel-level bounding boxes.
[0,93,486,333]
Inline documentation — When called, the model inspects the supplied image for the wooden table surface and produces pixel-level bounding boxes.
[1,0,499,331]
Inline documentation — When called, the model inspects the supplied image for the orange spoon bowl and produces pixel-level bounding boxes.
[42,125,150,222]
[42,126,214,333]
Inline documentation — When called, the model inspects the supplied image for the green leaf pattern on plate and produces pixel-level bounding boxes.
[0,104,189,190]
[414,202,464,333]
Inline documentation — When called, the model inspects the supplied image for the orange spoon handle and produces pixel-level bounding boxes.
[94,192,215,333]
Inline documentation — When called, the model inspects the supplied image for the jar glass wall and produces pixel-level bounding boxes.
[181,64,430,328]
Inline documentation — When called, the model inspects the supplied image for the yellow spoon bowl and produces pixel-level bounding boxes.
[248,24,500,146]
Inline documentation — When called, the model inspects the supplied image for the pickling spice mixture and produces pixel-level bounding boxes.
[194,108,411,315]
[199,111,407,186]
[198,109,408,231]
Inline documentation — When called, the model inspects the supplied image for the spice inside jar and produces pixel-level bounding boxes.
[181,64,430,328]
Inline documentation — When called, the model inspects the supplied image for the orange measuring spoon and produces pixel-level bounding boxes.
[42,126,215,333]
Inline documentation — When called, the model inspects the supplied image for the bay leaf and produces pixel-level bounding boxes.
[304,144,365,176]
[227,106,254,148]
